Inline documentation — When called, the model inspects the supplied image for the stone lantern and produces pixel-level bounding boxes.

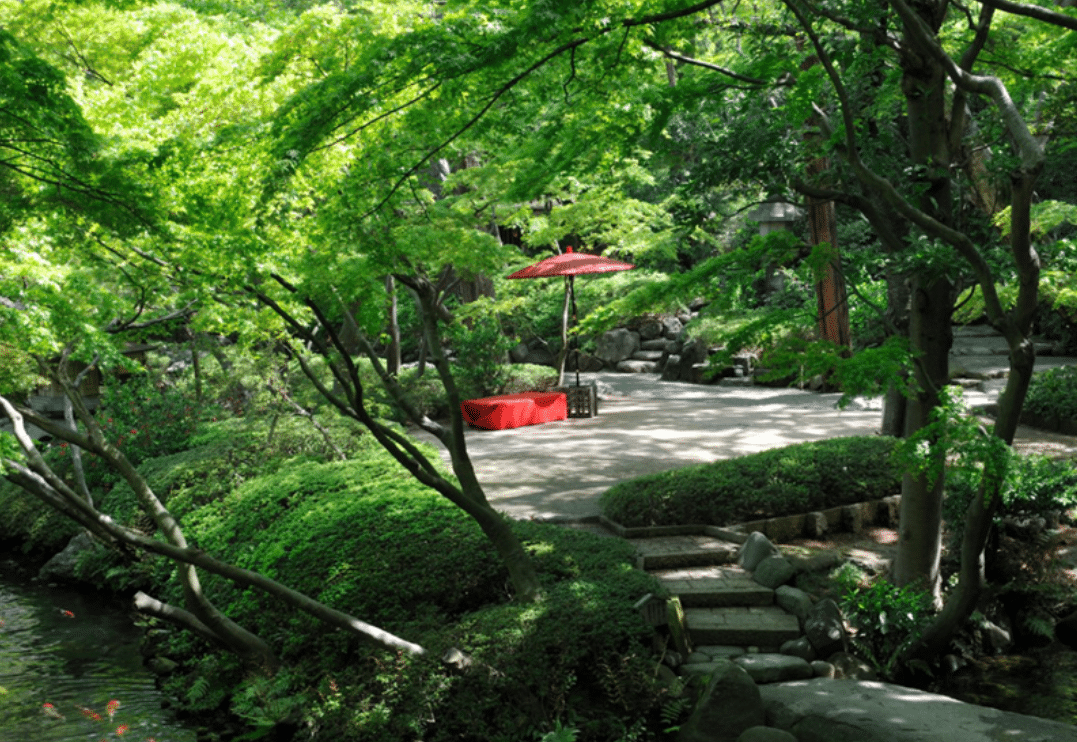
[747,197,804,235]
[746,197,804,299]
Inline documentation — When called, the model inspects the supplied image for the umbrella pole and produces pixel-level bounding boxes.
[557,276,571,387]
[570,274,581,387]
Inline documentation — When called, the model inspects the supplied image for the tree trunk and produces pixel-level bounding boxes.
[892,276,951,603]
[891,3,955,600]
[904,165,1042,660]
[414,281,542,602]
[190,333,203,404]
[386,276,401,376]
[881,268,912,436]
[806,163,851,348]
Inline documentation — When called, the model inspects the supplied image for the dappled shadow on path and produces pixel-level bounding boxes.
[413,375,883,519]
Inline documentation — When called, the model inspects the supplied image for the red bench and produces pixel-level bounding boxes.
[461,392,568,430]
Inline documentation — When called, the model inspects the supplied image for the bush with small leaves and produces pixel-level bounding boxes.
[601,436,901,528]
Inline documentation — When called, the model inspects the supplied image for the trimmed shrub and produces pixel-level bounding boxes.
[600,436,901,527]
[1024,366,1077,422]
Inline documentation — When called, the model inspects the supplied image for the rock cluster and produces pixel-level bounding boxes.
[509,302,757,384]
[669,530,1077,741]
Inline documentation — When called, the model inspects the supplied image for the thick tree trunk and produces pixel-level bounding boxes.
[881,268,912,436]
[893,277,952,602]
[892,4,955,600]
[904,167,1042,660]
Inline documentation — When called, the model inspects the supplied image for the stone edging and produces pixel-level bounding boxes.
[595,495,902,542]
[978,402,1077,437]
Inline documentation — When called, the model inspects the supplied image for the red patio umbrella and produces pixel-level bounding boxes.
[507,246,635,387]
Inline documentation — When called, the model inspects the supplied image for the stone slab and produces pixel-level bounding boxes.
[733,653,814,683]
[761,678,1077,742]
[669,579,775,608]
[685,606,801,649]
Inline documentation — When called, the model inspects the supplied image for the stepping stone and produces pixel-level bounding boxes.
[654,565,774,608]
[634,536,739,570]
[684,606,801,651]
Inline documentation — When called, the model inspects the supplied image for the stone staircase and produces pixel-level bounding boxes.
[635,534,808,657]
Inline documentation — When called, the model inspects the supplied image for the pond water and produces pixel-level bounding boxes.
[0,566,199,742]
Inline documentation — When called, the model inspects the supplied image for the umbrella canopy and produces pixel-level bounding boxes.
[506,246,635,279]
[507,247,635,387]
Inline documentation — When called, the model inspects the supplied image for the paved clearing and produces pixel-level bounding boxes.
[413,368,1076,522]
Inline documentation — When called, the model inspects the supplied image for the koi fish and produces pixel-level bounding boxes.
[60,609,75,618]
[78,705,102,721]
[42,702,65,720]
[107,699,121,718]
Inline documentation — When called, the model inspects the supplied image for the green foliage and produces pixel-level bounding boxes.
[95,374,199,466]
[1024,366,1077,421]
[896,387,1011,498]
[944,452,1077,551]
[834,569,934,678]
[601,436,901,528]
[447,299,518,397]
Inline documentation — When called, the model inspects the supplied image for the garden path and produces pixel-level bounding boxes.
[413,340,1076,521]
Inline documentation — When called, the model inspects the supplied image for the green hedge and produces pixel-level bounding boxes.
[1024,366,1077,422]
[601,436,902,528]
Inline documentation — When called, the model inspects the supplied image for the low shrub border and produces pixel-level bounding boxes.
[600,436,902,530]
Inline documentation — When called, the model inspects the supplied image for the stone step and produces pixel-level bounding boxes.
[684,606,801,651]
[667,579,774,608]
[633,536,739,571]
[616,359,659,373]
[653,565,773,608]
[631,350,665,362]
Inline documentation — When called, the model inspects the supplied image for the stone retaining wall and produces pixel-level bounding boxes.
[598,495,901,543]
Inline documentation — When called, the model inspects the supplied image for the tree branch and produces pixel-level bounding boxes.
[979,0,1077,30]
[641,40,771,86]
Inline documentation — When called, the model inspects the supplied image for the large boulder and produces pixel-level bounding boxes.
[37,532,96,583]
[595,328,641,365]
[774,586,813,626]
[565,352,604,372]
[638,319,665,340]
[509,341,530,363]
[737,727,798,742]
[760,678,1077,741]
[661,354,684,381]
[662,316,684,338]
[617,359,659,373]
[739,532,780,572]
[523,347,556,366]
[803,599,846,657]
[680,337,710,367]
[753,556,795,589]
[678,660,765,742]
[733,654,813,683]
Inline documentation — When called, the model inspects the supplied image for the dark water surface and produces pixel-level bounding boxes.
[0,568,198,742]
